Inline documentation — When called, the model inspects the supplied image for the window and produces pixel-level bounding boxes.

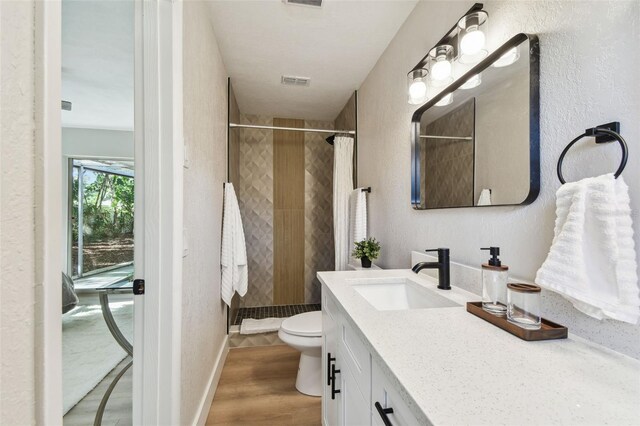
[70,159,134,277]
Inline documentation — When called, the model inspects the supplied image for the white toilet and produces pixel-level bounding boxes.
[278,311,322,397]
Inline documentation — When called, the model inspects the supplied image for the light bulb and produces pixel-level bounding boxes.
[409,80,427,100]
[431,60,452,81]
[460,74,481,90]
[435,93,453,106]
[461,28,486,55]
[407,69,429,105]
[493,47,520,67]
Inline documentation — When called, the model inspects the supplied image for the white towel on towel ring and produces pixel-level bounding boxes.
[535,174,639,324]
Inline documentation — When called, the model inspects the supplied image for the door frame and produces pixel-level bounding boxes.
[134,0,184,423]
[35,0,63,422]
[36,0,184,423]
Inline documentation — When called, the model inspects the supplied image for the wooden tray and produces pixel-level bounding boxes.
[466,302,567,341]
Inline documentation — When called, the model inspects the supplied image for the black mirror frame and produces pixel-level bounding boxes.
[411,33,540,209]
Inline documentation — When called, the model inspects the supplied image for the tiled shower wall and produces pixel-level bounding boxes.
[238,114,274,307]
[420,99,474,208]
[237,114,334,306]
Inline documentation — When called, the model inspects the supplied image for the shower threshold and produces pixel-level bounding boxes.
[232,303,321,326]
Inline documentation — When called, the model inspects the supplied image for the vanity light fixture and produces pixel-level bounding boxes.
[460,73,482,90]
[493,46,520,67]
[435,93,453,107]
[407,68,429,105]
[406,3,487,105]
[457,11,489,64]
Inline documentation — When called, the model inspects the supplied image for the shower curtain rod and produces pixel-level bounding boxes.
[229,123,356,135]
[419,135,473,140]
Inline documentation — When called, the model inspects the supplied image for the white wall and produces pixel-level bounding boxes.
[181,2,229,423]
[358,0,640,358]
[60,127,134,273]
[0,1,37,423]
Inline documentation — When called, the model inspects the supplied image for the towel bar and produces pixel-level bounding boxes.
[557,122,628,184]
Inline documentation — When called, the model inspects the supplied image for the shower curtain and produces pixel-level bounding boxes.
[333,135,354,271]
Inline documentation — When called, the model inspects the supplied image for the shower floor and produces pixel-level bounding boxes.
[232,303,321,326]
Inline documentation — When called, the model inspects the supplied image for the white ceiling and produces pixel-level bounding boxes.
[62,0,134,131]
[208,0,418,121]
[60,0,417,128]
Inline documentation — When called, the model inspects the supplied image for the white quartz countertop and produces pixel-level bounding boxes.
[318,269,640,425]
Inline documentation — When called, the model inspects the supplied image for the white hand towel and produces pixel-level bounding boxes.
[535,174,639,324]
[221,183,248,306]
[349,188,368,259]
[477,188,492,206]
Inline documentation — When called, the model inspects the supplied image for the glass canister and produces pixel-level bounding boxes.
[507,283,542,330]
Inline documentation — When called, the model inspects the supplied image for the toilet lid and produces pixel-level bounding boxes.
[281,311,322,337]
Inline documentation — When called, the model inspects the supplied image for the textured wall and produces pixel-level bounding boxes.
[335,92,357,132]
[304,120,335,304]
[358,0,640,358]
[181,2,229,423]
[334,92,358,184]
[0,0,37,423]
[228,83,240,188]
[238,114,274,307]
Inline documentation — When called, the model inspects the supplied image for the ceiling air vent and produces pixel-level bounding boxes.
[283,0,322,7]
[281,75,311,87]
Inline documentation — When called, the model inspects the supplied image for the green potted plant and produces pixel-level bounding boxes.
[352,237,381,268]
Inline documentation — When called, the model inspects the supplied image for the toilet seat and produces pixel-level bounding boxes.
[280,311,322,337]
[278,311,323,396]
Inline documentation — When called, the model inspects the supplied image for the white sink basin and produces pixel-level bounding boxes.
[352,278,461,311]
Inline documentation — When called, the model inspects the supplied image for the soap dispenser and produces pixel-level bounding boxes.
[481,247,509,315]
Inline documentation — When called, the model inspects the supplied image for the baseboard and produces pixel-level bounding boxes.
[193,335,229,426]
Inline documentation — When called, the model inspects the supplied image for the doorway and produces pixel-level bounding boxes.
[37,0,184,422]
[61,0,136,423]
[62,158,135,424]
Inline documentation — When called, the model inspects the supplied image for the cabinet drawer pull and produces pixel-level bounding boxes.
[375,401,394,426]
[330,364,341,400]
[327,352,336,386]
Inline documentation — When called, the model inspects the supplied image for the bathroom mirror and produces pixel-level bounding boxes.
[411,33,539,209]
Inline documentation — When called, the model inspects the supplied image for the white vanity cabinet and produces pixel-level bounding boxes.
[322,291,340,426]
[319,269,640,425]
[322,291,420,426]
[371,360,418,426]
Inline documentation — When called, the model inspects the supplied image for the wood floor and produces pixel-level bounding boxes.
[207,346,321,426]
